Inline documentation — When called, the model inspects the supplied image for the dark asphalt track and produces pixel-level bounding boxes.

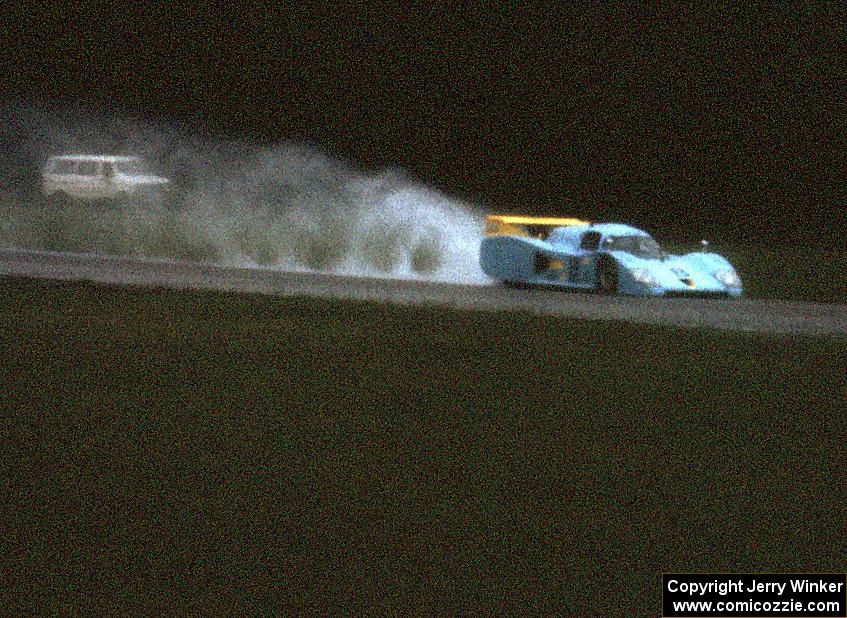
[1,248,845,337]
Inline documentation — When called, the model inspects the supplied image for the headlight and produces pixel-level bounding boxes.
[714,269,742,288]
[631,268,659,286]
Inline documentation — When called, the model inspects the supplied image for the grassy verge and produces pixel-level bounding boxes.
[0,199,450,275]
[1,277,844,614]
[1,197,845,302]
[0,198,223,262]
[666,240,847,303]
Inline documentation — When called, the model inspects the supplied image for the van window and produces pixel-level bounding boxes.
[51,159,77,174]
[77,160,99,176]
[114,159,149,175]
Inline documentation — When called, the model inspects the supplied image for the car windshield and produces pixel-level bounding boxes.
[114,159,150,175]
[602,235,664,259]
[50,159,77,174]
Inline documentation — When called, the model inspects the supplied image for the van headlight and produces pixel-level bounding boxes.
[631,268,659,286]
[714,269,741,288]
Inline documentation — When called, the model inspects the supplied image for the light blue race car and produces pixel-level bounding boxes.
[480,215,742,297]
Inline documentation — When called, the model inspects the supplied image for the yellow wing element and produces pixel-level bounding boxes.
[484,215,590,238]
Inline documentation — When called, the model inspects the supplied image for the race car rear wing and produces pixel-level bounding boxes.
[484,215,590,239]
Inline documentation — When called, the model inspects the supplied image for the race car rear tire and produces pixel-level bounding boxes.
[597,257,618,294]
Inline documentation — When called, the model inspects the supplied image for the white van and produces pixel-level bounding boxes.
[42,155,170,204]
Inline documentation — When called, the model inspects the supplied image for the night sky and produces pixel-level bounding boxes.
[4,4,845,247]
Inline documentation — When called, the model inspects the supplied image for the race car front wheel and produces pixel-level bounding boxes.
[597,257,618,294]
